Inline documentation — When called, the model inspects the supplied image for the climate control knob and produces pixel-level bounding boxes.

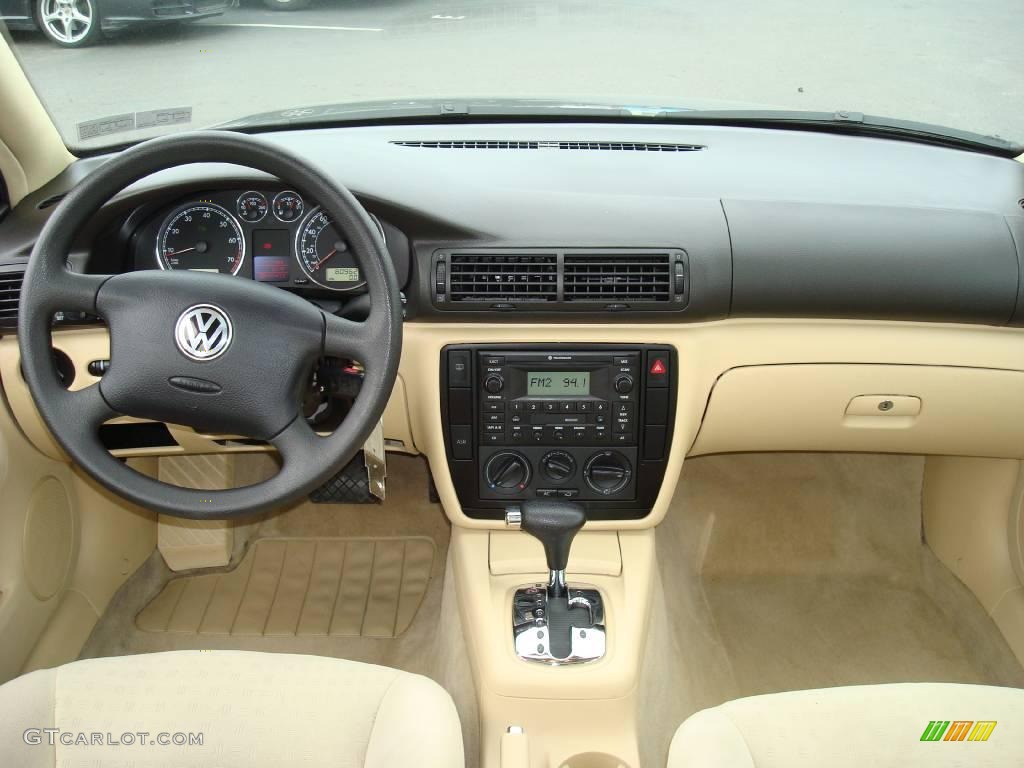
[484,451,531,493]
[614,375,634,394]
[583,450,632,495]
[540,450,576,483]
[484,374,505,394]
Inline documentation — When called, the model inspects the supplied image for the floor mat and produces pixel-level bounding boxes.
[638,453,1024,768]
[137,537,435,638]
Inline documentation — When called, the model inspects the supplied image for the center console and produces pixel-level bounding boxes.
[442,344,677,519]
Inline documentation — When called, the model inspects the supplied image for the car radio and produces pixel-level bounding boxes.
[479,349,639,447]
[442,344,676,520]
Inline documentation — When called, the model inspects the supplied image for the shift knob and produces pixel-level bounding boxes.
[520,500,586,573]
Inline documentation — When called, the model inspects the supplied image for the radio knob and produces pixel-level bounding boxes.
[484,451,531,492]
[484,374,505,394]
[614,375,634,394]
[540,450,576,483]
[584,450,632,495]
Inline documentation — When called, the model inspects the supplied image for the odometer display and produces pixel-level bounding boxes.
[295,208,365,290]
[157,203,245,275]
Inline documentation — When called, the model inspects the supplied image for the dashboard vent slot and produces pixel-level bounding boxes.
[37,192,68,210]
[393,140,540,150]
[563,253,672,303]
[0,265,25,328]
[555,141,703,152]
[392,140,704,152]
[448,253,557,303]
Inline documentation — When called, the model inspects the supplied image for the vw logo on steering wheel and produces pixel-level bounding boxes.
[174,304,233,361]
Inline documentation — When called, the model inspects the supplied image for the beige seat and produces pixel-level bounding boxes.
[0,650,464,768]
[669,683,1024,768]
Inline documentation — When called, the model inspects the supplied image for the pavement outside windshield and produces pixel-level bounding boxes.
[8,0,1024,151]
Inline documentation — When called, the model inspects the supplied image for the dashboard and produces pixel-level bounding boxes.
[130,188,388,292]
[1,120,1024,528]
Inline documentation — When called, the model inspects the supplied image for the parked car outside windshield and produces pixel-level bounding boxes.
[2,0,1021,151]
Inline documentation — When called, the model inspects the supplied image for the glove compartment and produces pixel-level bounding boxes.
[690,364,1024,459]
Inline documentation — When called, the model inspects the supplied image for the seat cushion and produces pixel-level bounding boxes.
[669,683,1024,768]
[0,650,464,768]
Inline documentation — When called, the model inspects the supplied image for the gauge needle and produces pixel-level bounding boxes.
[170,247,196,256]
[313,249,336,270]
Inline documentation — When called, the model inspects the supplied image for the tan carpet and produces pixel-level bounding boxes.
[639,453,1024,768]
[79,454,480,766]
[136,537,436,638]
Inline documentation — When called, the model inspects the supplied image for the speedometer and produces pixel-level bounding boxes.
[157,203,245,275]
[295,207,368,291]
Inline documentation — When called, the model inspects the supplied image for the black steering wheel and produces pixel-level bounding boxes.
[18,132,403,519]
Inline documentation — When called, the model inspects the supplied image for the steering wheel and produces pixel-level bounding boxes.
[18,132,403,519]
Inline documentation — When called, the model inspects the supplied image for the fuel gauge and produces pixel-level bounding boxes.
[272,190,304,222]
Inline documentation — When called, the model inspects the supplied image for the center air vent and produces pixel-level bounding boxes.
[564,253,672,303]
[433,249,688,312]
[0,265,25,328]
[446,253,557,303]
[392,140,704,152]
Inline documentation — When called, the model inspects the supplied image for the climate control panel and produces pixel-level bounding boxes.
[442,344,677,520]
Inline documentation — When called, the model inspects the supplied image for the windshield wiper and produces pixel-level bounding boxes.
[216,99,1022,158]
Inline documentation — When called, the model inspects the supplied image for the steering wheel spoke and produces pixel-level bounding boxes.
[269,415,319,466]
[322,313,374,363]
[60,383,119,429]
[48,271,109,315]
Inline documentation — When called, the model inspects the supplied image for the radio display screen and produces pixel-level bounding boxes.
[527,371,591,397]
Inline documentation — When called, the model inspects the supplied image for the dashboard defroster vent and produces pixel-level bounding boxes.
[564,253,672,303]
[0,264,25,328]
[446,253,557,303]
[392,140,705,152]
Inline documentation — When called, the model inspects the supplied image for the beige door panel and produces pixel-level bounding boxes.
[923,456,1024,664]
[0,385,156,683]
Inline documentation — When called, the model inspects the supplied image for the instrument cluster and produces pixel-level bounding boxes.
[133,188,388,292]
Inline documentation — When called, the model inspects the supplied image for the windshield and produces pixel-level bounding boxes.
[3,0,1022,150]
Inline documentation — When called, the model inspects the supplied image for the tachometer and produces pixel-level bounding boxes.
[295,207,368,290]
[157,203,245,275]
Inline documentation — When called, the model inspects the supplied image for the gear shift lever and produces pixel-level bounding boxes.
[507,500,605,664]
[519,500,585,598]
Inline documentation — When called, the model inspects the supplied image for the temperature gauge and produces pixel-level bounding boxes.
[272,190,304,222]
[237,191,268,223]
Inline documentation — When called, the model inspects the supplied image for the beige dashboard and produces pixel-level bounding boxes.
[2,317,1024,531]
